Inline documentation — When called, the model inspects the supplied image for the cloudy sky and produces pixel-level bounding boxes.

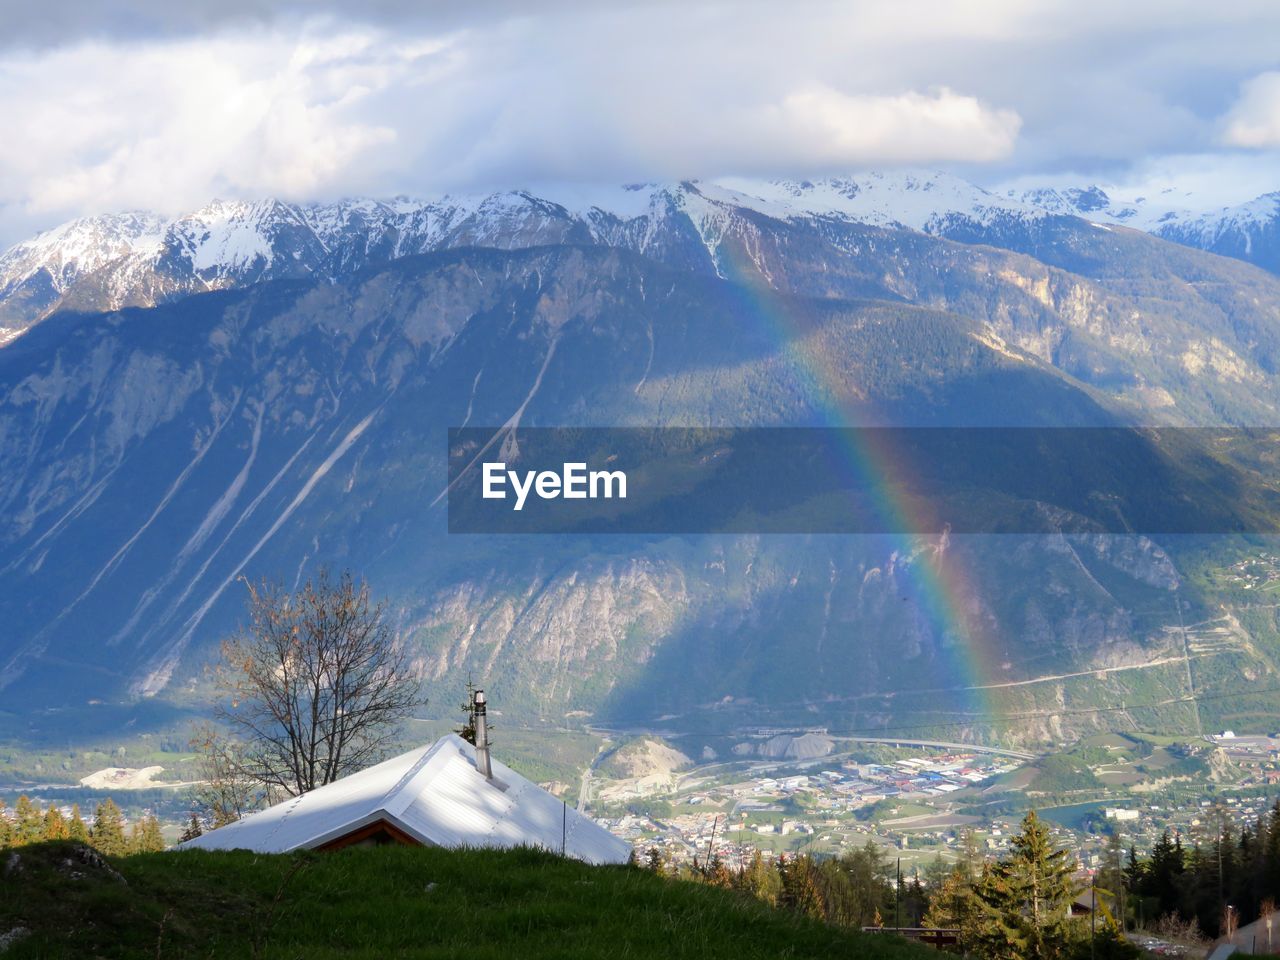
[1,0,1279,244]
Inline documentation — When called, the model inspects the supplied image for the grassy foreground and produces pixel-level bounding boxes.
[1,841,931,959]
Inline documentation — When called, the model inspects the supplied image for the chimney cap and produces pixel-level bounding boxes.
[474,689,486,705]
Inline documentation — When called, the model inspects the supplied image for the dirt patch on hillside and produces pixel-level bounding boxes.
[603,740,692,779]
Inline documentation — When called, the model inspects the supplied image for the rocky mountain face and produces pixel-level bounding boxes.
[3,179,1280,746]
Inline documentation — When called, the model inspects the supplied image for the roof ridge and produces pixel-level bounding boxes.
[376,734,465,812]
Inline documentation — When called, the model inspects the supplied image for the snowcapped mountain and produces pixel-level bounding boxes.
[1152,192,1280,274]
[0,211,165,344]
[1002,182,1280,274]
[1003,184,1192,228]
[712,170,1040,231]
[4,171,1280,347]
[0,191,628,344]
[0,172,1044,346]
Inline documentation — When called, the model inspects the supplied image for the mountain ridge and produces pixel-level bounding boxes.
[7,171,1280,347]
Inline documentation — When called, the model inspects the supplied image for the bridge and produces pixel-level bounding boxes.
[830,735,1035,761]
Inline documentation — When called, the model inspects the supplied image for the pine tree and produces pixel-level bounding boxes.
[130,814,165,853]
[1264,802,1280,914]
[971,810,1079,960]
[14,795,43,845]
[816,856,859,926]
[1123,845,1143,898]
[91,798,127,856]
[924,863,982,940]
[959,828,982,879]
[779,853,826,921]
[179,812,204,843]
[735,848,780,905]
[903,872,928,927]
[1099,833,1125,898]
[67,803,90,843]
[1067,915,1141,960]
[836,840,895,928]
[1144,829,1184,917]
[42,806,69,841]
[0,800,11,848]
[707,851,732,888]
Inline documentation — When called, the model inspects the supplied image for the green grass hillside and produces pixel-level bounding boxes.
[1,841,930,959]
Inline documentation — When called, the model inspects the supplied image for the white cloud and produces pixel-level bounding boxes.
[1222,71,1280,148]
[0,28,410,222]
[0,12,1022,239]
[2,1,1280,244]
[768,86,1020,165]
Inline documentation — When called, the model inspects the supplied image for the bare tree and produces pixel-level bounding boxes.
[1260,897,1276,954]
[1153,912,1207,947]
[1223,905,1240,944]
[210,569,422,798]
[188,723,263,826]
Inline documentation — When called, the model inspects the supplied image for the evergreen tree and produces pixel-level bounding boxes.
[0,800,11,848]
[1265,801,1280,897]
[91,798,127,856]
[924,863,983,940]
[959,829,982,878]
[971,810,1079,960]
[42,806,68,841]
[736,848,781,905]
[14,795,43,845]
[901,872,928,927]
[130,814,165,853]
[835,840,894,927]
[1099,833,1125,900]
[707,851,732,888]
[1173,840,1206,934]
[923,851,954,891]
[1143,829,1184,917]
[1067,915,1140,960]
[67,803,90,843]
[815,858,859,927]
[779,853,825,921]
[179,812,203,843]
[1123,845,1144,900]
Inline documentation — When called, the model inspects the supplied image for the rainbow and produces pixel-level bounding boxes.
[712,248,1004,734]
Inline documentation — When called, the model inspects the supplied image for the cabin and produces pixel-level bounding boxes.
[180,694,630,864]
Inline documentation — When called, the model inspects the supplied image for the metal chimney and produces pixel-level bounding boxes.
[473,689,493,779]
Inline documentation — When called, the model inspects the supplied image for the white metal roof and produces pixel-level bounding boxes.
[179,733,631,864]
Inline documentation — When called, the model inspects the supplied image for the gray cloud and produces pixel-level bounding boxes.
[1,1,1279,244]
[0,0,616,50]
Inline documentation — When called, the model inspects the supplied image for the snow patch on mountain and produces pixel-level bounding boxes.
[1153,192,1280,249]
[5,171,1280,345]
[717,170,1041,231]
[1,211,166,295]
[172,200,285,275]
